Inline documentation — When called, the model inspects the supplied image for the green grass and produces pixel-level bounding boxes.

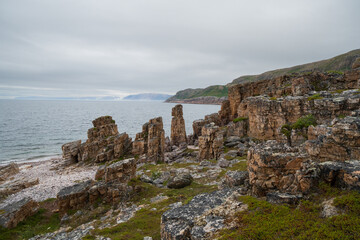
[307,93,324,101]
[168,85,228,100]
[281,115,317,140]
[233,117,248,123]
[326,70,344,75]
[218,186,360,240]
[0,208,60,240]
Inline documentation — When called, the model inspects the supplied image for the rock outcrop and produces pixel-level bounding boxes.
[170,104,187,146]
[61,116,132,164]
[228,70,360,120]
[305,116,360,162]
[237,90,360,141]
[161,188,247,240]
[247,141,318,196]
[132,117,165,163]
[198,123,224,160]
[0,197,39,228]
[58,158,136,214]
[0,178,39,200]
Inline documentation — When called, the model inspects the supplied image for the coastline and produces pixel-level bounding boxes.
[0,157,97,208]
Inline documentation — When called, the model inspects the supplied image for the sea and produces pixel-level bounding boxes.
[0,100,219,165]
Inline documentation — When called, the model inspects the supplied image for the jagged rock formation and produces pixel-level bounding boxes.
[198,123,225,160]
[248,141,318,197]
[57,158,136,214]
[0,197,39,228]
[0,178,39,200]
[132,117,165,163]
[170,104,187,146]
[161,188,247,240]
[228,70,359,120]
[61,116,132,164]
[305,115,360,162]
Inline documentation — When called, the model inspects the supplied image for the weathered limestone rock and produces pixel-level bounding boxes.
[171,104,187,146]
[248,141,318,196]
[198,123,224,160]
[132,117,165,163]
[319,160,360,191]
[305,116,360,162]
[219,100,231,125]
[266,192,302,205]
[161,189,246,240]
[225,120,248,138]
[0,197,39,228]
[62,140,82,163]
[228,70,360,120]
[167,173,193,189]
[237,90,360,141]
[0,163,19,182]
[62,116,132,164]
[57,180,94,214]
[104,158,136,183]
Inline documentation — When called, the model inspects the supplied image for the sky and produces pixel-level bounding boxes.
[0,0,359,99]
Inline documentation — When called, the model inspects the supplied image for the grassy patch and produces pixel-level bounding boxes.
[233,117,248,123]
[92,180,217,239]
[218,187,360,240]
[292,114,317,130]
[0,208,60,240]
[331,89,347,94]
[326,70,344,75]
[307,93,324,101]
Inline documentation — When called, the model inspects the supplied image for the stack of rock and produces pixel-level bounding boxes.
[198,123,225,160]
[132,117,165,163]
[61,116,132,164]
[170,104,187,147]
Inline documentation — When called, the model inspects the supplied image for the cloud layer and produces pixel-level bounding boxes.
[0,0,359,98]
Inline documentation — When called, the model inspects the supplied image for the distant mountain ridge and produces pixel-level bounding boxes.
[123,93,173,101]
[166,49,360,104]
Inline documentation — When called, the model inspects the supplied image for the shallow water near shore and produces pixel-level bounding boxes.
[0,100,219,165]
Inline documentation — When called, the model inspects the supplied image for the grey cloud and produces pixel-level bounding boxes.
[0,0,359,98]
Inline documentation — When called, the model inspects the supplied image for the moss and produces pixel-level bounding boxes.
[269,97,277,101]
[218,188,360,240]
[307,93,324,101]
[0,208,60,240]
[338,114,346,119]
[233,117,248,123]
[331,89,347,94]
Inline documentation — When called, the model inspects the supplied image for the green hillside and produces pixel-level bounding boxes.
[167,49,360,101]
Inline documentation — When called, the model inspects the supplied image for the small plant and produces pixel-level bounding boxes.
[233,117,248,123]
[338,114,346,119]
[151,171,161,180]
[292,114,317,130]
[111,119,115,123]
[270,97,277,101]
[307,93,323,101]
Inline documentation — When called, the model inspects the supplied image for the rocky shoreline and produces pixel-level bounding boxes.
[1,63,360,239]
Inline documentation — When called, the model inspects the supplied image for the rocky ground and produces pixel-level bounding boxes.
[0,158,97,208]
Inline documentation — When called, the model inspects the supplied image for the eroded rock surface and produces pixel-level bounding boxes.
[198,123,224,160]
[171,104,187,147]
[161,188,246,240]
[0,197,39,228]
[133,117,165,163]
[0,163,19,182]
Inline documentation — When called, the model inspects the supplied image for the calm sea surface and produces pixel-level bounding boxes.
[0,100,219,164]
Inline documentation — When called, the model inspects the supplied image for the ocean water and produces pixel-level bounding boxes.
[0,100,219,165]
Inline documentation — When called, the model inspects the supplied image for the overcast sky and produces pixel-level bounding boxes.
[0,0,359,99]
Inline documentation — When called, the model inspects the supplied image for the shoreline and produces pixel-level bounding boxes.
[0,157,97,208]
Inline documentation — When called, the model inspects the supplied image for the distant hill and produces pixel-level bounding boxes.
[166,49,360,103]
[123,93,173,101]
[232,49,360,84]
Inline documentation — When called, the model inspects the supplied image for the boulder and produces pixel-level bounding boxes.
[167,173,193,189]
[266,192,302,205]
[0,178,39,200]
[104,158,136,183]
[61,140,81,163]
[171,104,187,146]
[222,170,249,188]
[0,197,39,228]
